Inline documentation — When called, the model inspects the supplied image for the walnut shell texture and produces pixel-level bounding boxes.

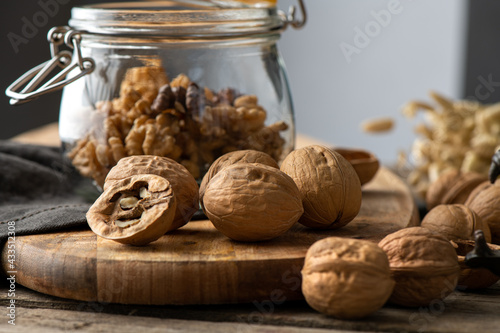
[378,227,460,307]
[199,150,279,212]
[453,239,500,290]
[280,145,362,229]
[203,163,303,242]
[426,170,487,210]
[87,174,177,246]
[104,155,199,231]
[421,204,492,243]
[465,181,500,244]
[302,237,394,319]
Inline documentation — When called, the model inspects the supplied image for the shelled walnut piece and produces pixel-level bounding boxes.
[86,174,177,246]
[402,91,500,198]
[378,227,460,307]
[67,66,289,187]
[301,237,394,319]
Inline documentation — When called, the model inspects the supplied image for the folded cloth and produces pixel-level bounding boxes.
[0,141,96,241]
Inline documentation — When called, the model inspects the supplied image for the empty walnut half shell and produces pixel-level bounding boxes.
[332,148,380,186]
[87,174,177,246]
[104,155,198,231]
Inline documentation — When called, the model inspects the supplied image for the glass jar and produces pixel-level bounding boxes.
[6,0,306,188]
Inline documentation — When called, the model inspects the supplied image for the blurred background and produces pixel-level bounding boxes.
[1,0,499,164]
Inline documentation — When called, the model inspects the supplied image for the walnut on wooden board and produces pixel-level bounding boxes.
[86,174,176,246]
[199,150,279,212]
[104,155,199,231]
[203,163,303,242]
[280,145,362,229]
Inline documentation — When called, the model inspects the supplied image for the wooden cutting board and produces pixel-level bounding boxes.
[1,167,419,305]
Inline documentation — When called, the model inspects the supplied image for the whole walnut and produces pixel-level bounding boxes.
[421,204,492,243]
[378,227,460,307]
[452,239,500,290]
[464,181,500,244]
[301,237,394,319]
[280,145,362,229]
[104,155,199,231]
[426,170,487,210]
[203,163,303,242]
[199,150,279,212]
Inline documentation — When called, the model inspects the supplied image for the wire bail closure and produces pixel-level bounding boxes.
[5,26,95,105]
[281,0,307,30]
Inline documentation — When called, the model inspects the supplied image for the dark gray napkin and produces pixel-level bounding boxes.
[0,141,96,241]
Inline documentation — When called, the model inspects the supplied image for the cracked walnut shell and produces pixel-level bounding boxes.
[378,227,460,307]
[104,155,199,231]
[421,204,492,243]
[86,174,176,246]
[301,237,394,319]
[280,145,362,229]
[203,163,303,242]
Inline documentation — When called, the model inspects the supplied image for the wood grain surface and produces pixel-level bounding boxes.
[1,167,419,305]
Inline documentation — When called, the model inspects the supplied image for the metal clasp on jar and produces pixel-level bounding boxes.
[5,26,95,105]
[5,0,306,105]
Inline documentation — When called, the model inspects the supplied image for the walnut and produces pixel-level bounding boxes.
[425,170,487,210]
[119,66,169,104]
[421,204,492,243]
[104,155,199,231]
[280,145,362,229]
[464,181,500,244]
[301,237,394,319]
[86,174,176,246]
[452,239,500,290]
[332,148,380,185]
[203,163,303,242]
[199,150,279,212]
[378,227,460,307]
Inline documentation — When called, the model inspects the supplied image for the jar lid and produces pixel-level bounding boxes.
[69,1,286,37]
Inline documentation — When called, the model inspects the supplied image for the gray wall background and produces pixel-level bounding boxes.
[0,0,486,166]
[278,0,467,164]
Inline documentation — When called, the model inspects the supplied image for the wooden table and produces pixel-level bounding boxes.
[2,124,499,332]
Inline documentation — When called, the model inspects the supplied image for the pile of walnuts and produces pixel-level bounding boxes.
[68,66,289,187]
